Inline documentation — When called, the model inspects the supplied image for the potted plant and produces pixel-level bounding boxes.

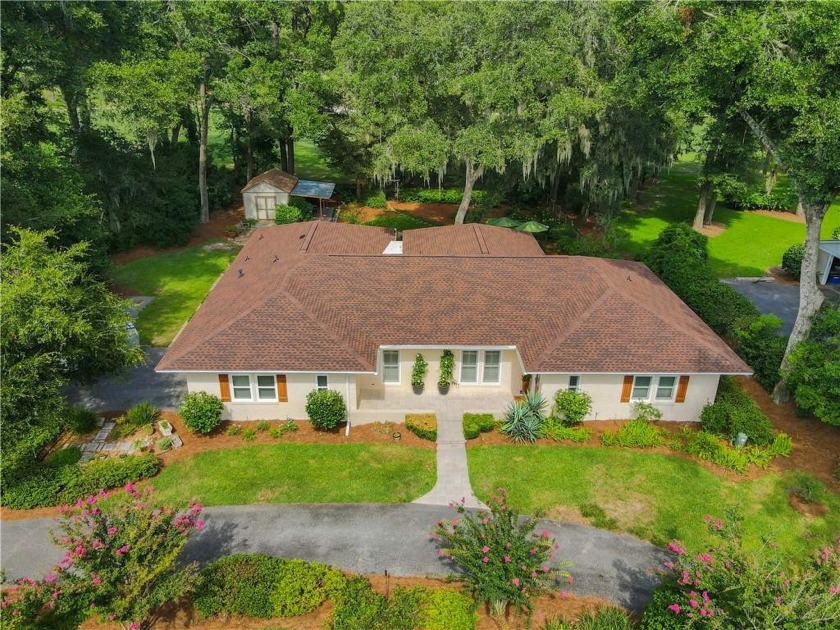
[520,373,532,394]
[438,349,455,394]
[411,353,428,394]
[157,419,173,437]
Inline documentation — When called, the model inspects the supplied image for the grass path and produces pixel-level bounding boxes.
[468,445,839,559]
[151,443,436,506]
[615,157,840,277]
[109,242,239,346]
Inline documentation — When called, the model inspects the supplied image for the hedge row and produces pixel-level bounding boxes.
[700,377,774,446]
[462,413,496,439]
[193,554,477,629]
[1,453,161,509]
[406,413,437,441]
[645,225,786,390]
[397,187,488,205]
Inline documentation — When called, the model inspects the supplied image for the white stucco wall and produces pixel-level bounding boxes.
[243,182,291,221]
[538,373,720,422]
[185,372,357,421]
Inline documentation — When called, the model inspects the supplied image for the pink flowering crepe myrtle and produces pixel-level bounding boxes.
[2,483,205,630]
[432,488,573,617]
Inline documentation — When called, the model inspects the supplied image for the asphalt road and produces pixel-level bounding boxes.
[0,504,669,613]
[722,279,800,334]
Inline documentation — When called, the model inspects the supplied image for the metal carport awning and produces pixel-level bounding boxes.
[291,180,336,199]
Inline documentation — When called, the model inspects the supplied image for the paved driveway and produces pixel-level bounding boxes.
[1,504,669,613]
[67,347,185,411]
[722,279,800,334]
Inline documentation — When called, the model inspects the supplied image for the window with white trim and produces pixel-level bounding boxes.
[382,350,400,384]
[568,375,580,391]
[316,375,329,390]
[461,350,478,383]
[483,351,501,383]
[230,374,277,402]
[631,376,652,400]
[655,376,677,401]
[632,375,677,402]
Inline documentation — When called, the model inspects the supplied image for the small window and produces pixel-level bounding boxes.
[383,350,400,384]
[631,376,652,400]
[316,375,329,390]
[461,350,478,383]
[483,351,501,383]
[568,375,580,391]
[256,375,277,400]
[655,376,676,401]
[231,374,252,401]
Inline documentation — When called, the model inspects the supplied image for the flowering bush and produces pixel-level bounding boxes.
[641,514,840,628]
[433,488,569,619]
[1,484,204,630]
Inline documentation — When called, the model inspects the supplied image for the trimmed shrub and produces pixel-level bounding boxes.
[305,389,347,431]
[274,204,303,224]
[786,307,840,426]
[422,589,478,630]
[270,559,347,617]
[782,243,804,277]
[180,392,224,434]
[463,413,495,440]
[193,554,287,618]
[406,413,437,441]
[398,187,487,205]
[732,315,787,390]
[701,377,774,445]
[68,406,99,434]
[600,419,665,448]
[361,188,387,209]
[463,418,481,440]
[552,390,593,426]
[126,401,158,427]
[330,578,424,630]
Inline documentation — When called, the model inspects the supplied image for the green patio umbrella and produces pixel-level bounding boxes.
[486,217,522,228]
[515,220,550,233]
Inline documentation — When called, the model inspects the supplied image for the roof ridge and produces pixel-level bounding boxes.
[595,259,740,365]
[531,288,616,370]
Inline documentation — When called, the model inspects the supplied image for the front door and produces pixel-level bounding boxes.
[255,195,275,220]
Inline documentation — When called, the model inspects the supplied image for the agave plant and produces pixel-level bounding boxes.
[501,402,542,443]
[522,390,548,423]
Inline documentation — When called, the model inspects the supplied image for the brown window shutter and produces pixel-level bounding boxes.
[676,375,690,403]
[218,374,231,402]
[620,375,633,403]
[276,374,288,403]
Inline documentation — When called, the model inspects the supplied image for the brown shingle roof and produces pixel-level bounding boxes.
[241,168,299,193]
[156,223,749,375]
[402,224,544,256]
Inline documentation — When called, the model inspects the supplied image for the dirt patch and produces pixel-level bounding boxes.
[77,574,614,629]
[700,222,726,238]
[109,203,245,266]
[788,493,829,518]
[748,209,805,223]
[735,377,840,490]
[341,200,508,227]
[767,265,800,285]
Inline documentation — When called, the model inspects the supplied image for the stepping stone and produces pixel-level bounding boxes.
[102,422,116,430]
[116,443,133,452]
[100,443,117,452]
[79,453,94,463]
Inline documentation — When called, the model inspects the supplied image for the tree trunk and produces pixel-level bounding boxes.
[182,107,198,144]
[287,137,295,174]
[171,123,181,145]
[198,78,212,224]
[772,198,830,401]
[454,162,482,225]
[795,201,805,219]
[246,134,254,183]
[60,85,80,134]
[356,179,363,201]
[693,180,711,232]
[79,91,91,132]
[279,138,289,172]
[549,163,561,213]
[704,190,718,225]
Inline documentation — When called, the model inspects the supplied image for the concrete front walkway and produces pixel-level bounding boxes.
[413,400,490,509]
[0,504,669,613]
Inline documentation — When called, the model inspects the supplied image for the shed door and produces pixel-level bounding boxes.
[255,195,276,220]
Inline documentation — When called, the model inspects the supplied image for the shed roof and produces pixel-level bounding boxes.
[241,168,299,194]
[291,180,336,199]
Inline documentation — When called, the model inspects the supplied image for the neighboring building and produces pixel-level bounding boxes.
[818,240,840,285]
[156,222,750,423]
[241,168,336,221]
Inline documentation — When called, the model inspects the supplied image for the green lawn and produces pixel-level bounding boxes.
[294,139,350,183]
[150,443,435,505]
[109,242,239,346]
[615,157,840,277]
[468,445,840,559]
